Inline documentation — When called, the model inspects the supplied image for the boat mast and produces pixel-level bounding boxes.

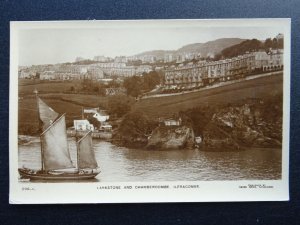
[34,89,45,172]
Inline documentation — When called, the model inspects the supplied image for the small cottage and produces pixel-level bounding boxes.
[164,118,182,126]
[74,120,94,131]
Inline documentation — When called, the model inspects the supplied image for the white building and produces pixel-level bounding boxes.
[74,120,94,131]
[40,71,56,80]
[100,123,112,132]
[164,118,182,126]
[94,55,110,62]
[93,111,109,122]
[84,108,109,122]
[19,70,36,79]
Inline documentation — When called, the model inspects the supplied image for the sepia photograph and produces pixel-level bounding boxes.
[9,19,290,203]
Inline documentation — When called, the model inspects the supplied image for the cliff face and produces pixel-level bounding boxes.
[147,125,195,150]
[114,97,282,151]
[202,102,282,151]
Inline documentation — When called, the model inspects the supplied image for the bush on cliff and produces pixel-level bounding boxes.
[107,95,134,117]
[179,106,216,136]
[114,110,157,147]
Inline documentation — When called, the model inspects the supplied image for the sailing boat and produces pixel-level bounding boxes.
[18,92,100,180]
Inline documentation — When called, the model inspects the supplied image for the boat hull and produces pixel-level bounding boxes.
[18,168,100,181]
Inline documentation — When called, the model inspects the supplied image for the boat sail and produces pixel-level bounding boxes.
[41,114,74,171]
[37,97,59,130]
[77,131,98,170]
[18,94,100,180]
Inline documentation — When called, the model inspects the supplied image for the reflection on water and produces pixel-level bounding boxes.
[18,137,281,182]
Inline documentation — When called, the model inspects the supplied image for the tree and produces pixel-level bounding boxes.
[180,106,216,136]
[277,38,284,49]
[221,39,263,58]
[118,110,157,138]
[123,76,143,97]
[107,95,134,117]
[93,86,100,93]
[264,38,273,50]
[272,38,278,49]
[143,71,162,91]
[81,76,92,90]
[70,86,75,92]
[107,79,120,88]
[87,116,101,129]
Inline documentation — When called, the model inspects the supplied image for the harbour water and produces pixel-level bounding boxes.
[18,136,282,182]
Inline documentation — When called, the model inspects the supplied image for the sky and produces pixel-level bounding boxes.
[17,21,285,66]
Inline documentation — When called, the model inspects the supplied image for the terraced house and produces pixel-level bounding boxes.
[164,50,283,89]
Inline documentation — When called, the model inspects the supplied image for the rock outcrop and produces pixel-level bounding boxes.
[113,97,282,151]
[147,125,195,150]
[202,122,241,151]
[202,102,282,151]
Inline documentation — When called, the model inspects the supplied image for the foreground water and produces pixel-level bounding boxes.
[18,136,282,182]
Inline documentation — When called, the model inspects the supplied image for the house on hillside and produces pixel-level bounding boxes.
[99,122,112,132]
[74,120,94,131]
[93,110,109,122]
[163,118,182,126]
[83,108,110,122]
[40,71,56,80]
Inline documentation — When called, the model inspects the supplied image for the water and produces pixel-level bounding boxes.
[18,136,282,182]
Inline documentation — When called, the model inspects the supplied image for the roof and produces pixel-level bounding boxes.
[98,110,109,116]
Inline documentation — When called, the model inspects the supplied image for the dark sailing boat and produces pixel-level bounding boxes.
[18,92,100,180]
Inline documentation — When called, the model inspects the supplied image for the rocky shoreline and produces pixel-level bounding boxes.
[113,97,282,151]
[146,125,194,150]
[201,103,281,151]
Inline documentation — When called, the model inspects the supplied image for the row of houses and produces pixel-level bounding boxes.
[95,63,153,77]
[93,52,202,64]
[19,63,154,80]
[164,49,284,89]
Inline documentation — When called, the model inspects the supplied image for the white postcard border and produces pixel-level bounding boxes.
[9,19,290,204]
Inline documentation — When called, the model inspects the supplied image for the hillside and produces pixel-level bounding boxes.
[18,93,109,135]
[176,38,245,57]
[219,38,284,59]
[135,38,245,59]
[132,73,283,118]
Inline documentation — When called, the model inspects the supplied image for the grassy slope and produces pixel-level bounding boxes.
[18,79,108,134]
[19,94,108,134]
[132,73,283,118]
[19,80,83,95]
[39,94,108,108]
[19,98,85,132]
[18,73,283,134]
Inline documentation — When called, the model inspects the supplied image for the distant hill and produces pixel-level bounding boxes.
[135,38,245,59]
[220,39,263,59]
[176,38,245,57]
[219,38,283,59]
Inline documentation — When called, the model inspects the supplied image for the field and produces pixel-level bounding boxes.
[133,73,283,118]
[18,79,83,95]
[19,98,85,134]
